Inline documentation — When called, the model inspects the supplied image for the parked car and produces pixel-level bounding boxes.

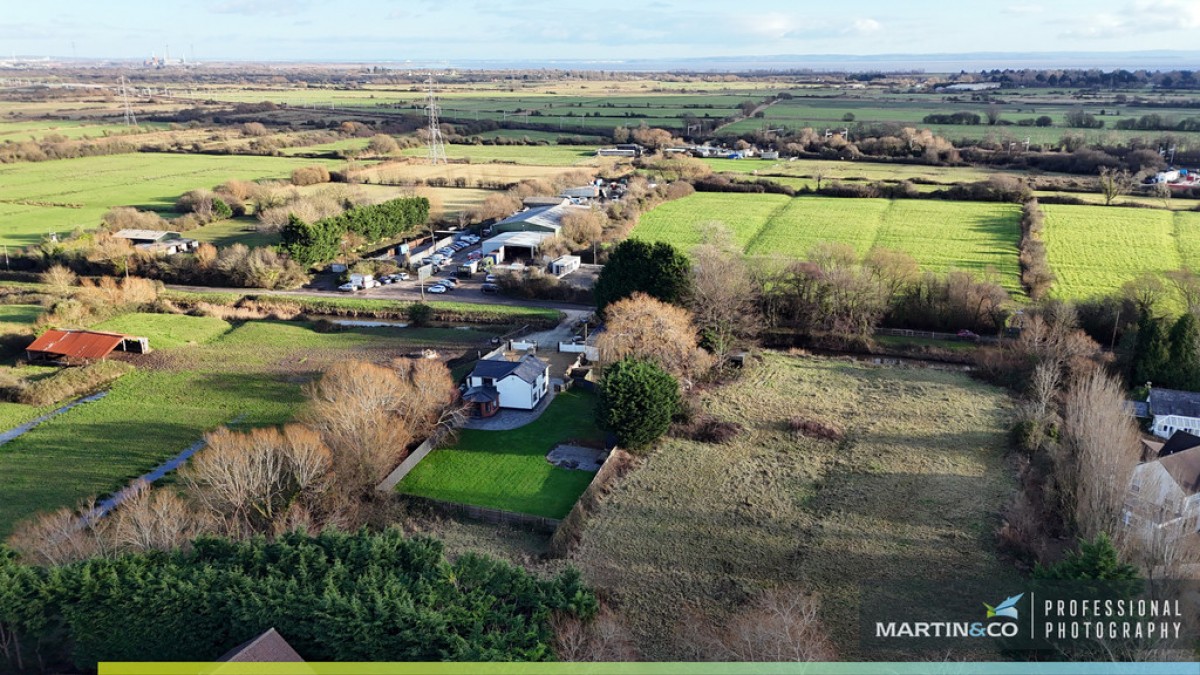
[395,272,410,281]
[467,251,482,261]
[956,329,980,342]
[337,282,359,293]
[481,283,500,294]
[484,273,497,283]
[380,276,395,284]
[440,278,458,287]
[481,226,493,236]
[427,284,447,294]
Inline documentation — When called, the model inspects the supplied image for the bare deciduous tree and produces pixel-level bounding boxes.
[108,480,200,553]
[595,292,714,382]
[1098,167,1133,206]
[562,207,607,262]
[691,224,759,362]
[680,590,837,662]
[182,425,333,536]
[1060,368,1142,539]
[552,608,638,662]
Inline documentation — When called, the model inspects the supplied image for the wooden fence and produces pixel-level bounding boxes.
[548,448,633,557]
[875,327,999,344]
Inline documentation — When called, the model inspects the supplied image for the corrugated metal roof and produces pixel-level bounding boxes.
[113,229,180,242]
[26,329,127,360]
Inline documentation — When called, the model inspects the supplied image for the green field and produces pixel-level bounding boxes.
[187,217,279,249]
[0,120,169,142]
[1042,205,1200,301]
[568,352,1018,659]
[0,313,503,539]
[397,390,604,518]
[0,304,43,333]
[635,193,1023,292]
[0,153,348,247]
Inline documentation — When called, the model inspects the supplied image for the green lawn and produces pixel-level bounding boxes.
[0,314,502,539]
[398,390,604,518]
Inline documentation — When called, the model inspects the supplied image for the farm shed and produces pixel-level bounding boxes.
[26,329,149,365]
[113,229,199,256]
[493,201,589,235]
[480,231,556,263]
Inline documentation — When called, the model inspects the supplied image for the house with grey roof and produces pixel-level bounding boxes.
[1147,387,1200,439]
[1123,433,1200,543]
[463,354,550,417]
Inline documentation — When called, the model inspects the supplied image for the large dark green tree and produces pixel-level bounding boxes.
[1033,533,1140,583]
[1132,314,1171,387]
[594,239,691,313]
[0,529,596,671]
[1167,312,1200,389]
[597,357,680,450]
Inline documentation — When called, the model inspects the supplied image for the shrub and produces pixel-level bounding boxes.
[406,302,434,327]
[597,357,680,451]
[290,165,331,186]
[788,417,844,442]
[11,360,133,406]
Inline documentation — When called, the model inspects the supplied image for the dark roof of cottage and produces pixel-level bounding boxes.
[1148,388,1200,419]
[1158,446,1200,497]
[218,628,304,663]
[462,386,499,403]
[1160,430,1200,458]
[470,354,547,385]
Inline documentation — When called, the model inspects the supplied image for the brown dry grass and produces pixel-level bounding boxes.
[356,159,592,186]
[565,352,1020,660]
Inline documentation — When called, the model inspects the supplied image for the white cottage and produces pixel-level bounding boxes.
[1147,388,1200,439]
[462,354,550,417]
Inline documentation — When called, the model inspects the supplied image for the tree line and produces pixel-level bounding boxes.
[280,196,429,266]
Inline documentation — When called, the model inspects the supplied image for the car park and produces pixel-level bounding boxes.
[395,272,410,281]
[467,252,482,261]
[440,278,458,287]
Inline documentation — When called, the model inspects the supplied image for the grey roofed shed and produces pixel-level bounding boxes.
[1148,388,1200,419]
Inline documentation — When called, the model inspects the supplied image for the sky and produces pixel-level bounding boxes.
[3,0,1200,63]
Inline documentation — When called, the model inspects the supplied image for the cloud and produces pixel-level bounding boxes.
[846,18,883,36]
[212,0,311,17]
[1064,0,1200,38]
[1002,4,1044,14]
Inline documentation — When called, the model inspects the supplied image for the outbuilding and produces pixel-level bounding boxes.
[112,229,199,255]
[26,329,149,365]
[480,231,556,263]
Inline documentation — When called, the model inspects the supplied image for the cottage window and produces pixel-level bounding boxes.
[1131,481,1141,493]
[1123,511,1131,526]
